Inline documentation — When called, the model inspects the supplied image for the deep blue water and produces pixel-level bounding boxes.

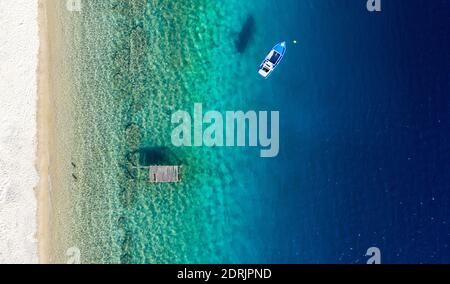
[245,0,450,263]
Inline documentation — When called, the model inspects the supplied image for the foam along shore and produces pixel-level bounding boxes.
[0,0,39,263]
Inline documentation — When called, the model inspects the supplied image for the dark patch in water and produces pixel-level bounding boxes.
[235,15,256,53]
[128,147,181,167]
[120,233,133,264]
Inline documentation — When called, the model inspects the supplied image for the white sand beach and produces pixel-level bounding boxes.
[0,0,39,263]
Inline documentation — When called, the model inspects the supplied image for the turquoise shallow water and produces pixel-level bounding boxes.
[54,0,274,263]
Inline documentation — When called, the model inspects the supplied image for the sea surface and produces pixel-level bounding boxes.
[50,0,450,263]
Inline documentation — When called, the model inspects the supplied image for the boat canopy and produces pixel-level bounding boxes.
[269,52,281,64]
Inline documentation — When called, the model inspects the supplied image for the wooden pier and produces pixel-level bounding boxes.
[149,166,182,183]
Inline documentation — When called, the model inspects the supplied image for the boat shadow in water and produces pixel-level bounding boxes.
[235,15,256,53]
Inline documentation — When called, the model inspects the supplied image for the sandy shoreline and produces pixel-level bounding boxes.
[36,0,52,264]
[0,0,40,263]
[0,0,56,264]
[37,0,73,264]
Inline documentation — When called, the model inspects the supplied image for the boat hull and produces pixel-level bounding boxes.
[258,42,286,78]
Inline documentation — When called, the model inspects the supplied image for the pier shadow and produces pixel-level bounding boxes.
[127,146,181,167]
[235,15,256,53]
